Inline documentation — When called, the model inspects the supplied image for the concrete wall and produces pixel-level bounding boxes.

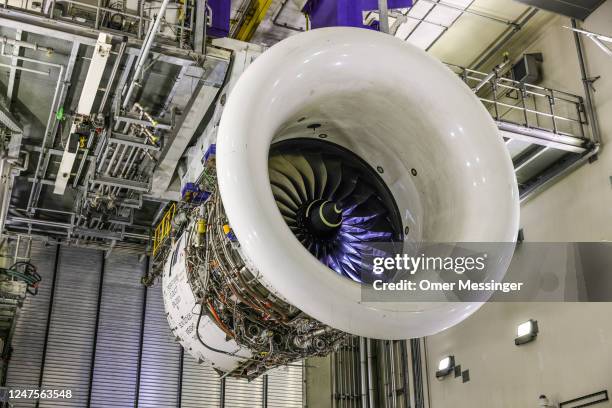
[426,3,612,407]
[426,303,612,408]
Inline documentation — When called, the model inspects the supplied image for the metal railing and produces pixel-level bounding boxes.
[152,202,175,256]
[446,63,588,140]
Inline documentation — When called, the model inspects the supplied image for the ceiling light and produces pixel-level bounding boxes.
[436,355,455,378]
[515,319,538,345]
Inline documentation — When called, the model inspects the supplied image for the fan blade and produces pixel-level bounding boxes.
[271,184,300,212]
[269,156,309,203]
[281,153,316,201]
[305,153,328,199]
[269,168,304,207]
[322,158,343,198]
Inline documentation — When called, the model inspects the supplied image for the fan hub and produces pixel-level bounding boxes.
[305,199,343,237]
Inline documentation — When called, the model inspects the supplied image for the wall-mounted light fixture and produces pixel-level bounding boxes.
[436,355,455,379]
[515,319,539,345]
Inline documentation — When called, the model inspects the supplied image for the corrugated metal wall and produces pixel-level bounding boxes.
[3,244,58,408]
[267,364,304,407]
[180,351,221,407]
[38,246,103,408]
[225,376,264,407]
[5,243,304,407]
[137,282,181,407]
[89,252,146,407]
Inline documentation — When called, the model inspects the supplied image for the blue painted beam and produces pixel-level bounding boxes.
[303,0,412,30]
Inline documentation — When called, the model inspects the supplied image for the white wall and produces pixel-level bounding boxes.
[518,4,612,241]
[426,303,612,408]
[426,3,612,406]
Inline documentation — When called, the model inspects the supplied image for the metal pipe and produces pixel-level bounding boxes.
[399,340,409,408]
[353,338,358,407]
[520,143,599,202]
[353,338,358,406]
[303,360,307,408]
[99,37,128,113]
[138,0,144,39]
[378,0,389,34]
[344,344,349,408]
[0,36,54,53]
[473,58,508,92]
[572,19,602,145]
[0,160,8,236]
[9,216,71,229]
[331,352,337,408]
[0,62,49,76]
[389,341,397,408]
[360,337,368,408]
[338,348,344,407]
[482,98,579,123]
[123,0,171,109]
[381,341,389,408]
[367,339,375,408]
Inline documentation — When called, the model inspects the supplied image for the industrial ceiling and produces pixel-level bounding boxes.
[0,0,601,257]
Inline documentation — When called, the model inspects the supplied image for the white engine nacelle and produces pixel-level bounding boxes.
[163,27,519,377]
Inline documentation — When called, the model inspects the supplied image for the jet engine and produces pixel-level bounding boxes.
[161,27,519,379]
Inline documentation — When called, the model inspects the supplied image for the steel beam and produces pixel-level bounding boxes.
[513,145,548,172]
[29,41,80,212]
[193,0,206,54]
[234,0,274,42]
[110,133,161,151]
[122,0,172,109]
[93,176,150,192]
[114,115,172,130]
[0,101,22,133]
[519,144,599,202]
[0,7,231,63]
[497,122,587,153]
[73,227,123,240]
[572,19,602,145]
[54,33,112,196]
[0,12,98,46]
[6,29,22,104]
[378,0,389,34]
